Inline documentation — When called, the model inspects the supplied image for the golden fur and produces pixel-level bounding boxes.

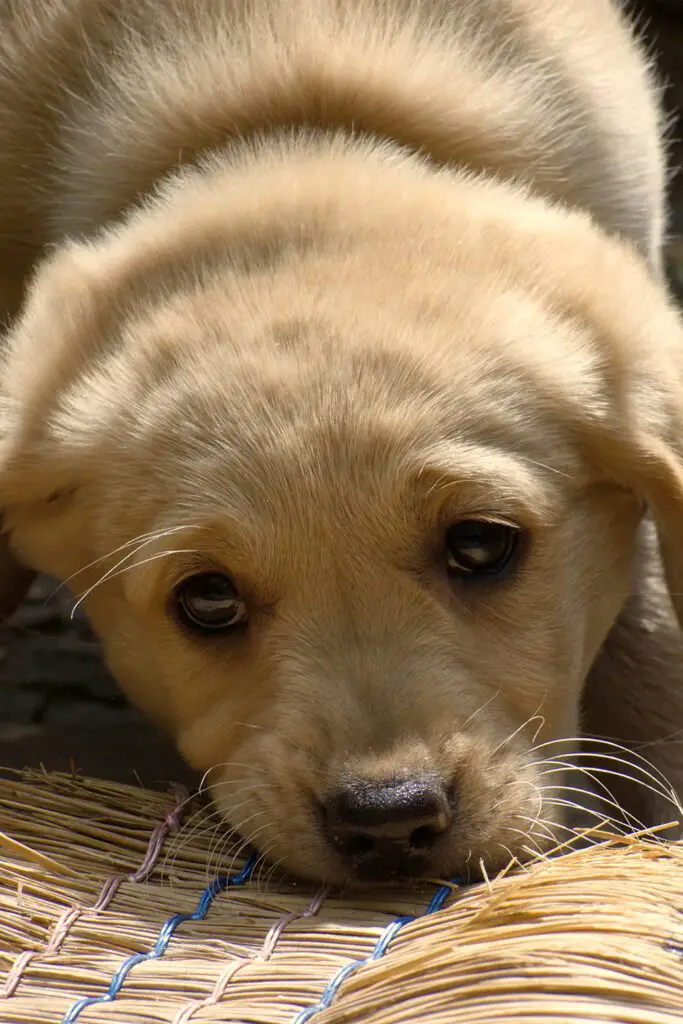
[0,0,682,883]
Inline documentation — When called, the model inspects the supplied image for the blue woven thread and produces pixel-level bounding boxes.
[291,878,459,1024]
[61,854,256,1024]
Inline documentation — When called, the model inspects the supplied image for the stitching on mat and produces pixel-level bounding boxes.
[172,885,329,1023]
[0,784,189,1000]
[59,852,257,1024]
[290,880,458,1023]
[59,845,457,1024]
[2,781,460,1022]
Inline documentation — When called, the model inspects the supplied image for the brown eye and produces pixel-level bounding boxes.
[446,521,521,577]
[175,572,247,633]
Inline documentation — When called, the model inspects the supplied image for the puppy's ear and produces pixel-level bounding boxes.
[577,399,683,628]
[551,228,683,630]
[0,244,104,599]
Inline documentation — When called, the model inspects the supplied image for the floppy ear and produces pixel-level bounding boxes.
[549,226,683,632]
[577,410,683,628]
[0,244,104,609]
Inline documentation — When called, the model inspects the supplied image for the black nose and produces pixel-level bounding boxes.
[323,777,453,880]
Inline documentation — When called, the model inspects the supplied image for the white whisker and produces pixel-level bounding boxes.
[462,690,500,729]
[489,707,546,758]
[540,796,632,836]
[52,524,200,599]
[535,750,680,810]
[71,547,197,614]
[536,781,640,828]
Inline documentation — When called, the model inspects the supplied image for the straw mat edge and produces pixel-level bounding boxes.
[0,770,681,1023]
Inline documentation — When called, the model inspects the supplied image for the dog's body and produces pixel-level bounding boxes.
[1,0,683,883]
[0,0,667,281]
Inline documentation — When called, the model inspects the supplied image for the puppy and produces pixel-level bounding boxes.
[0,0,682,885]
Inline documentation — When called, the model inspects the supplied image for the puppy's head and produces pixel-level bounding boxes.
[1,141,681,883]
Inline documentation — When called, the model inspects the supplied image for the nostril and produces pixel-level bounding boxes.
[344,833,375,858]
[409,825,440,850]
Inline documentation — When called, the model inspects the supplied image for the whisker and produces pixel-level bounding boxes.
[205,808,269,881]
[489,707,546,758]
[520,843,547,864]
[211,808,270,865]
[516,814,590,844]
[163,769,280,883]
[202,764,273,784]
[165,805,225,872]
[51,524,200,599]
[539,796,632,836]
[163,786,270,883]
[221,821,272,881]
[70,548,198,614]
[535,750,680,810]
[535,759,648,812]
[462,690,500,729]
[495,842,527,870]
[536,781,642,830]
[632,728,683,751]
[254,841,280,891]
[532,736,676,789]
[262,854,288,893]
[521,816,618,859]
[505,818,557,845]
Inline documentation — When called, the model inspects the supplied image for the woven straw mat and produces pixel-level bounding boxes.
[0,770,682,1023]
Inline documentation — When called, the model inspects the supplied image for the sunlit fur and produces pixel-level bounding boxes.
[0,0,682,885]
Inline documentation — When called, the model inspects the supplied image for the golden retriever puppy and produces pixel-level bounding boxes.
[0,0,682,884]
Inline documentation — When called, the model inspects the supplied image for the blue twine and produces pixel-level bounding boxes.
[291,877,460,1024]
[61,854,256,1024]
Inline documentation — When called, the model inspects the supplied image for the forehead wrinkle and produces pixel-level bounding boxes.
[123,438,564,612]
[414,444,565,526]
[172,417,565,546]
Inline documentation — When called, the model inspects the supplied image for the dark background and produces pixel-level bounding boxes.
[1,0,682,789]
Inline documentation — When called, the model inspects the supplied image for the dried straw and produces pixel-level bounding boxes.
[0,769,681,1023]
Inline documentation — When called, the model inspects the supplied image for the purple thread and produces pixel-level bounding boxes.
[291,879,458,1023]
[60,853,256,1023]
[1,786,187,999]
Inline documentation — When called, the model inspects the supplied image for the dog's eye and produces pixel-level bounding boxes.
[446,520,520,577]
[175,572,247,632]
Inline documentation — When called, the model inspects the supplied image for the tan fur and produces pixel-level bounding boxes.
[0,0,681,883]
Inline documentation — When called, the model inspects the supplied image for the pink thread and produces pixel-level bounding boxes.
[172,886,329,1023]
[1,786,189,999]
